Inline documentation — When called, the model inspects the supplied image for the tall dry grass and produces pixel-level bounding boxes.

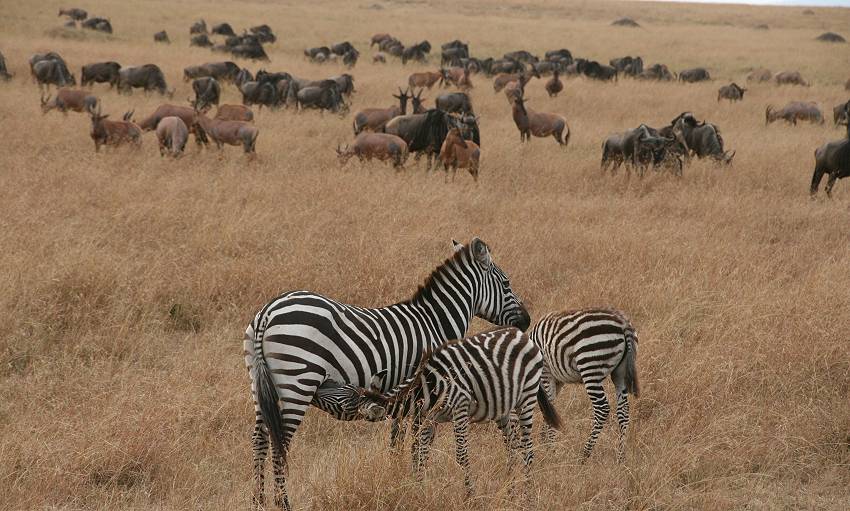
[0,0,849,509]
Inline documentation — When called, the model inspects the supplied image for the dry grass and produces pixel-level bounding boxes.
[1,0,850,509]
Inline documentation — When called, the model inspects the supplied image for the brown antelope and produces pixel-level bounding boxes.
[442,66,465,86]
[408,70,445,89]
[41,89,98,114]
[439,127,480,180]
[336,132,409,168]
[765,102,824,125]
[156,116,189,158]
[504,73,534,105]
[512,95,570,146]
[192,109,259,154]
[457,67,473,91]
[215,104,254,122]
[545,71,563,98]
[137,104,208,145]
[89,105,142,152]
[352,88,410,134]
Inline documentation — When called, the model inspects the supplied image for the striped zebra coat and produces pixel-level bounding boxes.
[530,308,639,462]
[363,327,563,495]
[245,238,530,510]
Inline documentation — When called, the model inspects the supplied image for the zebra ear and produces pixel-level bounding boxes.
[370,370,388,392]
[470,237,492,269]
[451,239,463,252]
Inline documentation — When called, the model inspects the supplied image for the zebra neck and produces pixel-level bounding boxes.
[408,253,476,342]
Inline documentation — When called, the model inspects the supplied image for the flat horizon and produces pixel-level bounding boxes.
[641,0,849,7]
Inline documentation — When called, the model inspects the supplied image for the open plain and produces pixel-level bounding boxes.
[1,0,849,509]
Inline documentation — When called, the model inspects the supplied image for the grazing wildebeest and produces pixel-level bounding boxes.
[545,49,573,64]
[137,104,208,145]
[670,112,735,164]
[577,60,618,81]
[402,41,431,64]
[747,68,772,82]
[40,89,98,115]
[240,80,280,109]
[212,23,236,37]
[154,30,170,43]
[810,138,850,197]
[156,116,189,157]
[191,34,214,48]
[330,74,355,97]
[765,102,824,125]
[215,104,254,122]
[610,56,643,77]
[293,80,348,115]
[439,126,480,180]
[234,68,254,87]
[342,49,359,68]
[59,7,87,20]
[490,58,524,75]
[118,64,172,96]
[192,109,259,154]
[304,46,331,62]
[231,39,269,62]
[833,102,849,126]
[408,70,446,89]
[331,41,356,56]
[601,124,676,176]
[511,95,569,146]
[250,25,276,43]
[81,17,112,34]
[717,83,746,102]
[353,87,409,134]
[190,19,207,35]
[385,109,465,168]
[183,61,240,83]
[441,40,469,67]
[371,33,393,47]
[192,77,221,109]
[638,63,675,81]
[679,67,710,83]
[89,106,142,152]
[81,61,121,88]
[336,132,409,169]
[545,71,563,97]
[774,71,808,86]
[504,50,538,64]
[435,92,474,114]
[0,51,12,81]
[32,58,76,89]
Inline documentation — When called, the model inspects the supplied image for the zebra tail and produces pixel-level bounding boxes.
[624,327,640,398]
[254,314,285,460]
[536,385,563,431]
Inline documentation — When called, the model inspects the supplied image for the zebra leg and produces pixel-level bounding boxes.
[271,384,318,510]
[251,419,269,509]
[612,365,631,463]
[389,418,406,452]
[516,399,536,475]
[451,399,474,497]
[539,369,558,445]
[413,421,436,480]
[495,415,517,468]
[581,379,610,461]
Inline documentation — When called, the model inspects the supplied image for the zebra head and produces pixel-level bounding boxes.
[454,238,530,332]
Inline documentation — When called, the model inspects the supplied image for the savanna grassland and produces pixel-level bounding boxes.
[1,0,849,509]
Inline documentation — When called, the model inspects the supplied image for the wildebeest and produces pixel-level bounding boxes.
[336,132,409,169]
[439,126,480,180]
[679,67,710,83]
[40,89,98,115]
[225,34,269,61]
[183,61,240,83]
[435,92,473,114]
[638,63,675,81]
[331,41,355,56]
[408,70,445,89]
[504,50,538,64]
[305,46,332,62]
[156,116,189,157]
[511,95,569,146]
[601,124,677,176]
[384,109,467,168]
[342,49,359,68]
[293,80,348,115]
[212,23,236,37]
[371,33,393,47]
[191,34,214,48]
[59,7,87,20]
[81,17,112,34]
[402,41,431,64]
[190,20,207,35]
[810,137,850,197]
[89,106,142,152]
[670,112,735,164]
[136,104,208,145]
[489,58,525,75]
[154,31,170,44]
[717,83,746,102]
[240,80,280,109]
[215,104,254,122]
[330,74,355,97]
[577,60,618,81]
[118,64,172,96]
[234,67,253,87]
[192,77,221,110]
[32,57,76,89]
[765,102,824,125]
[610,56,643,77]
[249,25,276,44]
[353,88,409,134]
[81,61,121,88]
[747,68,772,82]
[774,71,808,86]
[441,40,469,67]
[833,102,849,126]
[545,71,563,97]
[192,109,259,154]
[0,51,14,81]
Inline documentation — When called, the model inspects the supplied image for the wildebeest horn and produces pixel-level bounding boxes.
[724,150,736,164]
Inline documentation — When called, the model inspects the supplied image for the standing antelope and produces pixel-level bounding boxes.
[408,70,445,89]
[89,106,142,152]
[439,127,480,180]
[352,87,409,134]
[531,309,640,462]
[40,89,98,115]
[511,95,570,146]
[192,109,259,154]
[545,70,563,97]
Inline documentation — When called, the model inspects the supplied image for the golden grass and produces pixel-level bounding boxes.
[1,0,849,509]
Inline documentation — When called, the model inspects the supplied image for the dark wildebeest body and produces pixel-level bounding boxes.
[240,81,280,109]
[436,92,474,114]
[717,83,746,102]
[191,34,214,48]
[577,60,618,81]
[811,135,850,197]
[330,74,355,97]
[192,111,259,154]
[81,61,121,87]
[59,8,87,20]
[601,124,678,176]
[137,104,208,145]
[765,102,824,125]
[402,41,431,64]
[384,109,468,168]
[250,25,276,43]
[610,56,643,77]
[156,116,189,157]
[193,77,221,109]
[336,132,409,168]
[41,89,98,114]
[154,31,170,43]
[32,59,75,89]
[235,68,254,87]
[212,23,236,37]
[294,81,347,114]
[670,112,735,164]
[190,20,207,35]
[231,38,269,62]
[504,50,538,64]
[331,41,355,56]
[89,107,142,152]
[183,62,240,83]
[774,71,808,86]
[490,59,524,75]
[638,63,675,81]
[81,17,112,33]
[118,64,171,96]
[679,68,710,83]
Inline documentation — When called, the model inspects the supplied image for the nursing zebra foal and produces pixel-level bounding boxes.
[363,327,563,495]
[244,238,530,510]
[530,309,639,462]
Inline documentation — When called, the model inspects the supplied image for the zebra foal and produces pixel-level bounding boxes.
[530,308,640,462]
[363,327,563,495]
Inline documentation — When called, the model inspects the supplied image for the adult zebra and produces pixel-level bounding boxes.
[244,238,530,510]
[362,327,563,495]
[530,308,640,462]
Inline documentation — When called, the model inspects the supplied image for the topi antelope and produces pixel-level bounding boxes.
[511,95,570,146]
[156,116,189,158]
[89,105,142,152]
[439,126,480,181]
[41,89,98,115]
[336,132,409,169]
[192,108,259,154]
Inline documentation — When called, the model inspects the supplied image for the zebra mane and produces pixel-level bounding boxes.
[405,245,470,305]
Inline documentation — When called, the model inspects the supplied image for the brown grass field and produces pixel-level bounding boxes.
[1,0,849,509]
